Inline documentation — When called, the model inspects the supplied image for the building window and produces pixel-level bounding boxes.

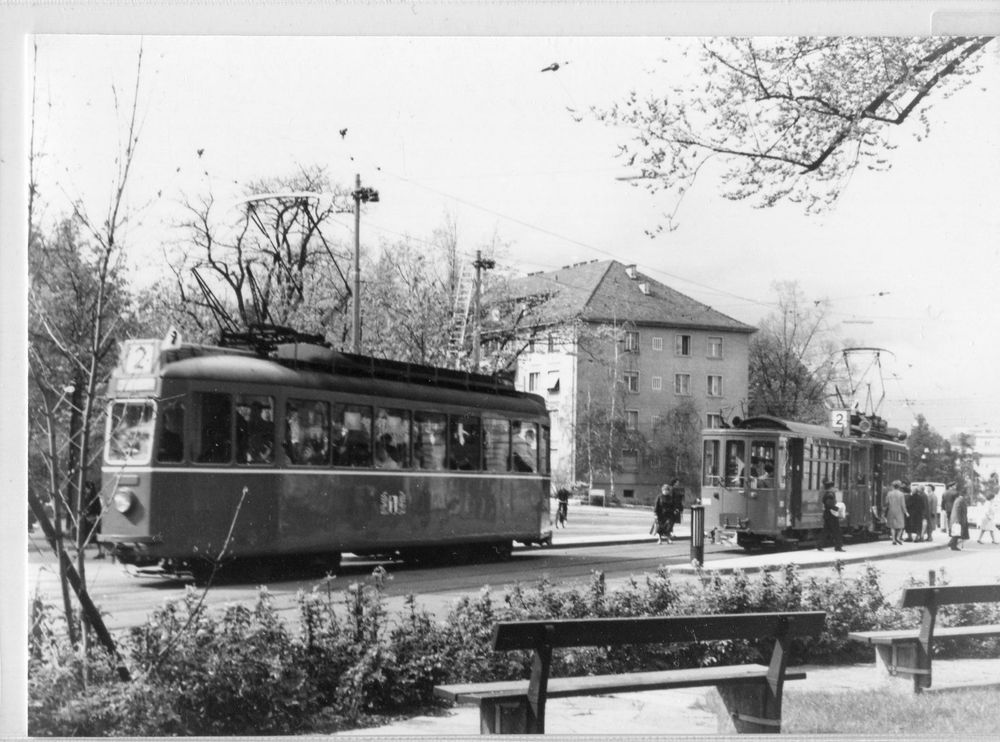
[624,371,639,393]
[624,330,639,353]
[651,414,661,430]
[674,373,691,395]
[707,413,723,429]
[707,336,723,359]
[626,409,639,431]
[675,334,691,356]
[651,336,663,351]
[623,488,635,499]
[622,449,639,472]
[528,372,539,392]
[651,375,662,391]
[707,375,723,397]
[546,371,560,395]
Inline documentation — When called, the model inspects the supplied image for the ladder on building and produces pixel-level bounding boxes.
[446,262,475,368]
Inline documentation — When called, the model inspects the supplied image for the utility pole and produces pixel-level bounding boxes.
[351,174,379,353]
[471,249,495,369]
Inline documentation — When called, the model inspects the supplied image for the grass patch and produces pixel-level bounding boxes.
[782,687,1000,735]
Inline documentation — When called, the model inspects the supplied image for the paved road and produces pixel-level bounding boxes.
[27,502,1000,632]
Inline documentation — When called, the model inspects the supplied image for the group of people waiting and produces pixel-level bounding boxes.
[883,481,997,550]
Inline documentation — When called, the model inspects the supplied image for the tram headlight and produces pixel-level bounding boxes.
[113,490,135,514]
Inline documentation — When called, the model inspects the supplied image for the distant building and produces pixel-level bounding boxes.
[484,260,755,505]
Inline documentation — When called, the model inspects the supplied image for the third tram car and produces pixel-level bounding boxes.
[702,414,908,549]
[99,330,552,577]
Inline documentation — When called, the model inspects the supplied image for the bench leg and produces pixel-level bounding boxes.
[479,697,532,735]
[716,681,783,734]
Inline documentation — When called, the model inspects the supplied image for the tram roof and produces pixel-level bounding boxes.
[158,353,548,415]
[732,415,838,438]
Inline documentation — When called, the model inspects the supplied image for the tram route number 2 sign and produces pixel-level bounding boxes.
[830,409,850,432]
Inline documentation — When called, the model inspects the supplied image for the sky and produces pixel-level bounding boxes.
[24,33,1000,434]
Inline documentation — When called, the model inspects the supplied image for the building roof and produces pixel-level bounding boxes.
[498,260,756,333]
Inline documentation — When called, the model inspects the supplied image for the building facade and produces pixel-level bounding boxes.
[489,260,755,506]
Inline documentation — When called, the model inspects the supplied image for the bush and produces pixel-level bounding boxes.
[28,561,998,736]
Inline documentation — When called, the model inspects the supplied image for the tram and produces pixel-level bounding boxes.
[98,329,552,576]
[701,413,908,550]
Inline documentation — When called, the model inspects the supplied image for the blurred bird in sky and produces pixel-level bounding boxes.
[541,62,567,72]
[339,128,348,138]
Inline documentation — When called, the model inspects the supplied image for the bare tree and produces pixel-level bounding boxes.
[170,166,353,336]
[27,43,145,672]
[594,36,994,230]
[748,281,838,423]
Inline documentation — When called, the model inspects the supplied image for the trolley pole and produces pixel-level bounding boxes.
[690,503,705,567]
[471,249,495,369]
[351,174,379,354]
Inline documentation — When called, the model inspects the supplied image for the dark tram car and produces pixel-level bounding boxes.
[99,337,552,576]
[701,414,908,550]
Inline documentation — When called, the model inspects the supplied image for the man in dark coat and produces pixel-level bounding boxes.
[817,480,844,552]
[654,484,674,544]
[940,483,958,534]
[904,485,925,541]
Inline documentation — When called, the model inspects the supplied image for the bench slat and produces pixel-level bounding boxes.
[434,664,809,704]
[849,624,1000,646]
[493,611,826,651]
[900,584,1000,608]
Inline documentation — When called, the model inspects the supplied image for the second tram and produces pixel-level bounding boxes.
[702,414,908,549]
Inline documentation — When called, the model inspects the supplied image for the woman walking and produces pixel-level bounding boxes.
[949,491,970,551]
[978,493,997,544]
[884,480,908,545]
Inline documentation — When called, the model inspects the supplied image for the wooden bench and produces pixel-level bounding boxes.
[848,583,1000,692]
[434,611,826,734]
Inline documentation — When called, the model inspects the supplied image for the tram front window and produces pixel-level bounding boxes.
[106,401,155,464]
[749,441,776,488]
[725,440,746,486]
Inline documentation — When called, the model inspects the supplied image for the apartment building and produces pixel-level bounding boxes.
[490,260,755,505]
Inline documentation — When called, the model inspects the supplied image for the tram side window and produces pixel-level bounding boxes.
[703,439,721,485]
[539,425,550,475]
[512,421,538,472]
[195,392,232,463]
[749,441,776,488]
[286,399,330,465]
[156,398,185,463]
[449,415,482,470]
[332,404,372,467]
[374,407,411,469]
[725,440,746,486]
[236,395,275,464]
[483,417,511,471]
[106,401,155,464]
[414,412,447,470]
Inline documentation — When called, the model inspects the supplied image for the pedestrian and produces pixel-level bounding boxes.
[904,484,925,541]
[84,481,106,559]
[667,478,686,540]
[654,484,674,544]
[555,488,570,528]
[949,490,970,550]
[941,483,958,534]
[817,479,844,552]
[977,493,997,544]
[923,484,939,542]
[884,480,908,545]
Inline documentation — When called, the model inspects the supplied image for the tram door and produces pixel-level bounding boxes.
[787,438,804,525]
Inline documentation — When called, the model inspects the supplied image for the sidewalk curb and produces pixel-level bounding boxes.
[518,534,949,574]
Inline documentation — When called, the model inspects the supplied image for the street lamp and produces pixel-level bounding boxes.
[351,174,379,354]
